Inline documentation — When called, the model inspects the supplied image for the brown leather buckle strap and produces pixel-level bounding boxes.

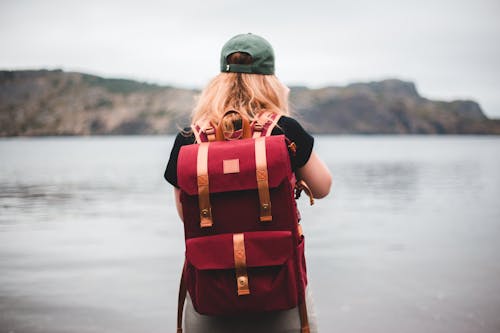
[197,142,213,228]
[216,110,252,141]
[254,137,272,222]
[251,111,281,138]
[252,112,266,138]
[295,179,315,206]
[299,299,310,333]
[176,262,187,333]
[191,124,202,144]
[233,233,250,296]
[298,224,304,238]
[263,112,280,136]
[205,126,216,142]
[252,122,263,138]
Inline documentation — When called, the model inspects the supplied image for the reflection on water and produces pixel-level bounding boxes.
[0,182,158,222]
[1,136,500,333]
[339,162,419,205]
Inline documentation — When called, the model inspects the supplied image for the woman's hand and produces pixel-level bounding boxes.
[295,151,332,199]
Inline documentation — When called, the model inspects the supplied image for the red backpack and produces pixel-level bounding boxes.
[176,111,314,333]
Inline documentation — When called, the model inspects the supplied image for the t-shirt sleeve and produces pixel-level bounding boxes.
[164,131,195,187]
[272,116,314,170]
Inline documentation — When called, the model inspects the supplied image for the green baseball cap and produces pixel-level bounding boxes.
[220,33,275,75]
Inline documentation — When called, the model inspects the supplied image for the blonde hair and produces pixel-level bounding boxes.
[191,72,289,130]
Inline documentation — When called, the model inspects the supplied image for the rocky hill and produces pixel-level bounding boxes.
[290,81,500,134]
[1,70,499,136]
[0,70,194,136]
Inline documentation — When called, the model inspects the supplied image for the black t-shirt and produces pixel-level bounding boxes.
[164,116,314,187]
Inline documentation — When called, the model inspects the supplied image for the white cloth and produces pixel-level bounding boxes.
[183,288,318,333]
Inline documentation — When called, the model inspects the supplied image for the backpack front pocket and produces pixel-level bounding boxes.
[185,230,299,315]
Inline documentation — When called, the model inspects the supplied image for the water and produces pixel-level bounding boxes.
[1,136,499,333]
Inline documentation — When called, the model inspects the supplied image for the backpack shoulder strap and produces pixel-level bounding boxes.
[194,111,281,142]
[191,122,217,143]
[251,111,281,138]
[191,123,203,144]
[176,262,187,333]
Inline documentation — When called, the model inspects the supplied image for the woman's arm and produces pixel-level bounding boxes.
[174,187,183,221]
[295,151,332,199]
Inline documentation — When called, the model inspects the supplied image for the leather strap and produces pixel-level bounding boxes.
[254,137,272,222]
[297,224,304,238]
[197,142,213,228]
[192,122,217,143]
[205,126,216,142]
[299,299,310,333]
[252,112,281,138]
[295,179,315,206]
[176,262,187,333]
[233,233,250,296]
[263,112,280,136]
[216,110,252,141]
[191,124,202,144]
[252,122,264,138]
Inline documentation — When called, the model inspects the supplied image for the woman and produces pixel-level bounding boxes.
[164,33,331,332]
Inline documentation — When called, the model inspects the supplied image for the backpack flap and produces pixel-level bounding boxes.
[177,135,291,195]
[186,231,293,269]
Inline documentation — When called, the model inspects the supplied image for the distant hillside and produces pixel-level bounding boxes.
[0,70,195,136]
[1,69,499,136]
[290,80,500,134]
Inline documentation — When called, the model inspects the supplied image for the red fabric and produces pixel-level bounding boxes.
[186,231,293,269]
[186,231,299,315]
[178,135,291,195]
[177,134,307,316]
[181,183,297,239]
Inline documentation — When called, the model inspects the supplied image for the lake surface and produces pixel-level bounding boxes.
[1,136,499,333]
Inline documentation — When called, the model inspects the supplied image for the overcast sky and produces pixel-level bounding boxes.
[1,0,499,117]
